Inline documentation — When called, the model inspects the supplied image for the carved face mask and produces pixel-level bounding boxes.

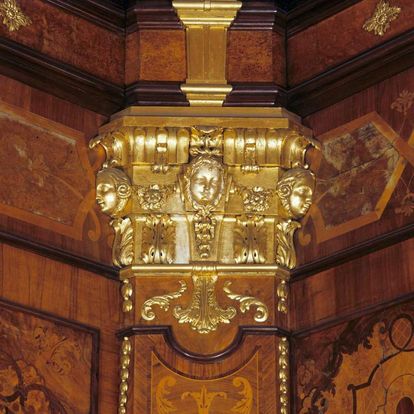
[190,164,222,206]
[289,183,313,218]
[96,179,118,215]
[96,168,131,217]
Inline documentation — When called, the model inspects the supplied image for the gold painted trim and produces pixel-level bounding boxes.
[120,264,290,278]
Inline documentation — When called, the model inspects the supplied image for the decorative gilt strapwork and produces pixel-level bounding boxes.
[363,0,401,36]
[0,0,31,32]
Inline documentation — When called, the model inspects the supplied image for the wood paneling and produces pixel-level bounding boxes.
[296,67,414,266]
[0,299,99,413]
[126,333,284,414]
[288,0,414,86]
[227,30,286,86]
[290,237,414,332]
[130,275,285,356]
[0,0,124,84]
[44,0,125,32]
[0,242,121,414]
[292,299,414,414]
[0,75,113,267]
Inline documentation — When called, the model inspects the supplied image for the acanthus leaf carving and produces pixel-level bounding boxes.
[112,217,134,268]
[173,271,236,334]
[275,219,301,270]
[234,215,267,264]
[141,281,187,321]
[223,281,268,323]
[142,215,176,264]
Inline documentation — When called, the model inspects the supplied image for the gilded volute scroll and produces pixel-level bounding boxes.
[91,107,318,414]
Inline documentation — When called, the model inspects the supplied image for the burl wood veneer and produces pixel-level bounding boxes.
[288,0,414,86]
[0,242,121,413]
[0,0,124,84]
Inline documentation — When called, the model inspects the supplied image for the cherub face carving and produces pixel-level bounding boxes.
[276,168,315,218]
[184,156,224,209]
[96,168,131,217]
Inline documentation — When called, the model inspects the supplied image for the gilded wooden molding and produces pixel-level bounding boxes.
[0,0,31,31]
[119,337,132,414]
[121,279,133,313]
[172,0,242,106]
[279,337,289,414]
[363,0,401,36]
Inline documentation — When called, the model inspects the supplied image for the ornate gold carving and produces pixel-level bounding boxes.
[363,0,401,36]
[119,337,132,414]
[223,281,268,322]
[278,337,289,414]
[182,386,227,413]
[134,184,175,211]
[224,128,316,169]
[156,376,177,414]
[141,281,187,321]
[0,0,31,32]
[276,168,315,219]
[142,215,176,264]
[184,155,225,210]
[121,279,133,313]
[96,168,132,218]
[275,219,301,269]
[184,155,225,258]
[277,280,288,314]
[173,270,236,334]
[91,108,318,324]
[190,126,224,157]
[231,377,253,414]
[234,216,267,264]
[234,185,272,213]
[112,217,134,267]
[173,0,241,106]
[90,127,190,168]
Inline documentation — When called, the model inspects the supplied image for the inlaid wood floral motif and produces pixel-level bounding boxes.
[294,302,414,414]
[152,352,258,414]
[0,301,97,413]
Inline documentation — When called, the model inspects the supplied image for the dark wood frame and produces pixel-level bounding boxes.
[117,325,290,362]
[0,298,100,414]
[0,230,118,280]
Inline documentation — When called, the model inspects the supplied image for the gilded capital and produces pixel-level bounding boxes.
[91,107,318,324]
